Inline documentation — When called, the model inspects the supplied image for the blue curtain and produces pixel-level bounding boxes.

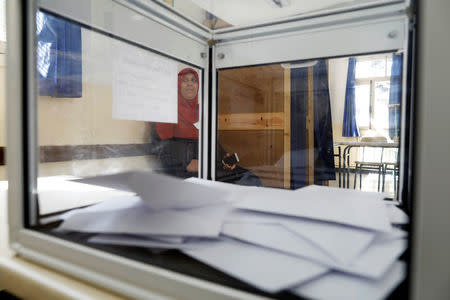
[290,67,308,189]
[313,61,336,183]
[37,12,82,97]
[389,53,403,139]
[342,58,360,137]
[290,60,336,188]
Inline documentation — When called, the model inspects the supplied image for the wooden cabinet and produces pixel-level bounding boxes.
[217,64,317,188]
[217,65,293,188]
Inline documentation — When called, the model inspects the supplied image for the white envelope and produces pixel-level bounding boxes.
[36,175,132,215]
[57,198,231,237]
[73,171,231,210]
[185,177,258,193]
[64,195,143,213]
[339,239,407,279]
[235,185,392,232]
[374,227,408,243]
[291,261,406,300]
[385,203,410,224]
[222,222,336,266]
[183,238,328,293]
[89,234,218,249]
[129,171,234,210]
[71,172,136,192]
[225,209,376,265]
[221,221,407,279]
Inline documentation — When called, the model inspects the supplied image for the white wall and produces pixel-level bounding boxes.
[0,26,202,180]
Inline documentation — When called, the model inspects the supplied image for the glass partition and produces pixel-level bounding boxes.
[10,1,412,299]
[216,53,402,199]
[35,10,203,218]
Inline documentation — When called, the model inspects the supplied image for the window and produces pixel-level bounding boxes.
[354,54,394,135]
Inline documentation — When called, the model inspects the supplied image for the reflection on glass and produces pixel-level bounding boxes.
[151,68,200,178]
[374,81,390,130]
[355,56,392,79]
[35,11,201,217]
[217,65,289,188]
[217,53,402,198]
[355,84,370,128]
[355,59,386,78]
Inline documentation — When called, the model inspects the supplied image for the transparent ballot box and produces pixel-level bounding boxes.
[6,0,413,299]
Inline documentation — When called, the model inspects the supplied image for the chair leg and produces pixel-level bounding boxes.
[377,166,381,192]
[359,165,362,190]
[382,164,386,192]
[394,167,398,198]
[353,164,358,189]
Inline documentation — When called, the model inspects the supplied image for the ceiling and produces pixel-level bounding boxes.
[187,0,391,27]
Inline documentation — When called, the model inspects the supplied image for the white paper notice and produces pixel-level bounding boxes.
[112,39,178,123]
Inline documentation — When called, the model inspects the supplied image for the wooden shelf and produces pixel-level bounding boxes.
[218,112,284,130]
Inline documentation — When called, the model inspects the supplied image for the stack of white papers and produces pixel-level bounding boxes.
[37,176,133,216]
[54,172,408,298]
[291,261,406,300]
[58,196,230,237]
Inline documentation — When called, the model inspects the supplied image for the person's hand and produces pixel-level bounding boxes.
[186,159,198,173]
[222,153,237,171]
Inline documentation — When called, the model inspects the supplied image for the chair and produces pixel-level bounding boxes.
[333,144,342,187]
[353,136,387,191]
[382,147,399,198]
[383,162,399,195]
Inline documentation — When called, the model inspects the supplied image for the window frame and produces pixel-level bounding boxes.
[354,54,394,132]
[355,76,391,130]
[6,0,414,299]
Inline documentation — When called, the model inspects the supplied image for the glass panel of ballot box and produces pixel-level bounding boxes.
[7,0,413,299]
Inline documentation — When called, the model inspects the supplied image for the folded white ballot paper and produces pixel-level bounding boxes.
[88,234,219,249]
[57,195,231,237]
[222,222,336,265]
[340,238,407,279]
[185,177,259,192]
[183,238,328,293]
[235,185,392,232]
[376,228,408,243]
[221,221,406,279]
[73,171,231,211]
[61,195,144,216]
[225,209,376,265]
[34,175,131,215]
[58,174,407,295]
[291,261,406,300]
[385,203,410,225]
[72,172,135,192]
[39,189,131,216]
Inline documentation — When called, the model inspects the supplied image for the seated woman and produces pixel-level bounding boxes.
[152,67,261,186]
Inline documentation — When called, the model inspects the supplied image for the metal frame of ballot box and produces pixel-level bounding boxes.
[6,0,417,299]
